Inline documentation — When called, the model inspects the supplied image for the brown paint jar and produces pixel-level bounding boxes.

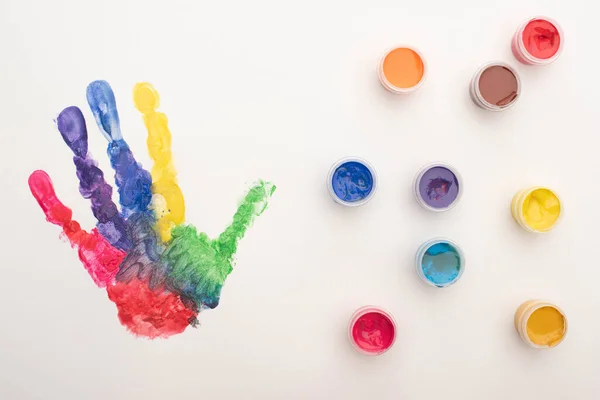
[470,62,521,111]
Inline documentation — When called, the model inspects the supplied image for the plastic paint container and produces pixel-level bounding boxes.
[514,300,568,348]
[415,238,465,288]
[470,62,521,111]
[511,186,562,233]
[413,162,462,212]
[327,157,377,207]
[378,46,426,94]
[348,306,397,355]
[512,17,563,65]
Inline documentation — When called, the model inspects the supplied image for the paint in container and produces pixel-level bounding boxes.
[512,17,563,65]
[511,186,562,232]
[413,162,462,212]
[514,300,567,348]
[415,238,465,288]
[327,157,377,207]
[470,62,521,111]
[348,306,397,355]
[378,46,426,94]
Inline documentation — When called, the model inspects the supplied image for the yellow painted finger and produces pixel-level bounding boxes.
[133,82,185,242]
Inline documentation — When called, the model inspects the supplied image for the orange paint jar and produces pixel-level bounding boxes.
[378,46,426,93]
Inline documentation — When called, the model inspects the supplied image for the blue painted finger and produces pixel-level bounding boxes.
[86,80,122,141]
[86,81,152,218]
[57,106,131,250]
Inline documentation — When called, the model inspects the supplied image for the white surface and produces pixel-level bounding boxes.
[0,1,598,399]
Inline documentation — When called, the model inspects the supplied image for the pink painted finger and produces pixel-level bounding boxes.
[28,170,126,287]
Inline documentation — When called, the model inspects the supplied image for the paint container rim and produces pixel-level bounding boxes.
[470,62,521,112]
[515,300,568,349]
[327,156,378,207]
[511,186,563,233]
[415,237,466,288]
[347,305,397,356]
[513,16,564,66]
[413,162,463,212]
[378,45,427,94]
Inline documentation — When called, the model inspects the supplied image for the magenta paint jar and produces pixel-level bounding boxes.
[348,306,397,356]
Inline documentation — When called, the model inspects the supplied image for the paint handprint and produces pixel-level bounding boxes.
[28,81,275,338]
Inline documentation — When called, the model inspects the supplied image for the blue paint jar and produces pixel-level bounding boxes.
[415,238,465,288]
[327,157,377,206]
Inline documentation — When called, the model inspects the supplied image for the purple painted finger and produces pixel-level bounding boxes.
[57,106,131,250]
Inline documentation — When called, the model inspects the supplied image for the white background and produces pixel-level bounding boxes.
[0,0,598,399]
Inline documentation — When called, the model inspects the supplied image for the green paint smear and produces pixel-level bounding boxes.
[161,181,275,309]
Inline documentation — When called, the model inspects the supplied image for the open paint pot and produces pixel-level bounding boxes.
[512,17,563,66]
[511,186,562,233]
[378,46,426,94]
[413,162,462,212]
[327,157,377,207]
[470,62,521,111]
[514,300,568,348]
[415,238,465,288]
[348,306,397,355]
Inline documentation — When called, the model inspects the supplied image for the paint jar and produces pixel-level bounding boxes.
[378,46,426,94]
[415,238,465,288]
[511,186,562,233]
[514,300,568,349]
[512,17,563,66]
[470,62,521,111]
[413,162,462,212]
[348,306,397,356]
[327,157,377,207]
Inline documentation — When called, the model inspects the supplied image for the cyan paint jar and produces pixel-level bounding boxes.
[327,157,378,207]
[415,238,465,288]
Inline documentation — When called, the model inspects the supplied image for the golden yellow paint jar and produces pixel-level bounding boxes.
[378,46,426,94]
[511,186,562,233]
[514,300,567,349]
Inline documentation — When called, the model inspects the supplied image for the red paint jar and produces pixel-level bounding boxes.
[348,306,396,355]
[512,17,563,65]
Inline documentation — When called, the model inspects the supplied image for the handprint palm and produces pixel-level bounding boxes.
[28,81,274,338]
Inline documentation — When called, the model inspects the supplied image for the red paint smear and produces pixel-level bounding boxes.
[107,279,197,339]
[522,19,561,60]
[28,170,125,287]
[351,312,395,353]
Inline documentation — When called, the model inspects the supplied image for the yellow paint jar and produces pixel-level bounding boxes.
[511,186,561,232]
[514,300,567,348]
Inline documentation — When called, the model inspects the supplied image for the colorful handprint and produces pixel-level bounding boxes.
[28,81,275,339]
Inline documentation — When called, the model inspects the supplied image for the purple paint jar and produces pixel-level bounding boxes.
[413,162,462,212]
